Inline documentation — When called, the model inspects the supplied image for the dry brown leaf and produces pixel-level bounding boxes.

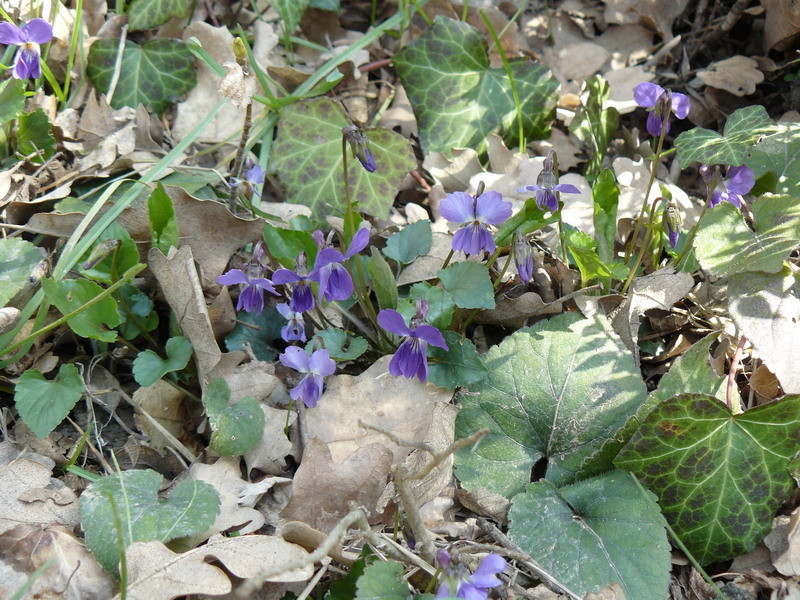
[612,157,697,223]
[131,379,185,453]
[763,0,800,50]
[730,542,774,573]
[543,41,610,82]
[117,535,312,600]
[189,457,266,539]
[750,364,783,401]
[280,438,393,533]
[379,83,418,138]
[423,147,484,191]
[598,24,654,70]
[584,582,626,599]
[603,0,689,40]
[764,509,800,577]
[456,487,511,524]
[245,406,296,476]
[0,524,114,600]
[301,355,452,464]
[0,455,80,536]
[698,56,764,97]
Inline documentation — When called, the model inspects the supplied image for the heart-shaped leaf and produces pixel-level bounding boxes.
[87,38,196,113]
[454,312,648,497]
[224,307,284,362]
[80,469,220,573]
[17,108,55,161]
[438,262,495,310]
[270,98,416,218]
[42,278,121,342]
[132,336,194,386]
[509,470,670,600]
[383,220,433,265]
[15,364,84,438]
[427,331,487,390]
[746,122,800,197]
[674,105,776,169]
[693,196,800,278]
[397,283,455,330]
[203,378,265,456]
[305,328,368,361]
[0,238,42,308]
[615,393,800,564]
[393,16,558,156]
[356,559,407,600]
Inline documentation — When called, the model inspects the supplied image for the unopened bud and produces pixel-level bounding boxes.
[513,231,534,283]
[82,239,120,270]
[342,126,376,173]
[233,37,248,68]
[663,200,682,248]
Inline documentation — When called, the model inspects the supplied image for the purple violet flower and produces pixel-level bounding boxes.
[378,299,448,382]
[633,82,691,137]
[273,252,315,313]
[309,225,370,303]
[436,549,506,600]
[279,347,336,408]
[0,18,53,80]
[440,190,512,256]
[217,243,278,314]
[518,151,580,214]
[513,231,533,284]
[700,164,755,209]
[277,302,306,342]
[342,126,376,173]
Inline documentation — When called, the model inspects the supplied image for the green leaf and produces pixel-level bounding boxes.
[79,222,140,284]
[509,471,670,600]
[383,220,432,265]
[427,331,487,390]
[132,336,193,387]
[454,312,647,497]
[674,105,776,169]
[87,38,197,114]
[148,183,180,254]
[615,393,800,564]
[327,551,368,600]
[224,308,283,361]
[438,262,495,310]
[272,0,310,34]
[397,282,455,330]
[393,17,559,156]
[17,108,56,162]
[495,197,558,247]
[117,284,158,339]
[306,328,367,361]
[127,0,189,31]
[745,122,800,197]
[648,333,725,407]
[270,98,416,218]
[263,223,318,268]
[15,364,84,438]
[42,278,121,342]
[367,248,397,311]
[355,559,407,600]
[0,238,42,307]
[203,378,265,456]
[693,196,800,277]
[569,76,619,178]
[80,469,220,574]
[0,79,26,124]
[309,0,339,11]
[728,269,800,394]
[592,169,619,264]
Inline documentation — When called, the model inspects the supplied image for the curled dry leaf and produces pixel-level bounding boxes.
[245,405,296,476]
[117,535,312,600]
[280,438,393,533]
[0,523,114,600]
[764,508,800,577]
[603,0,689,40]
[697,56,764,97]
[132,379,185,454]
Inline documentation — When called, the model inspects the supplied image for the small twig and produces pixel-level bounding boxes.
[106,24,128,104]
[727,335,747,415]
[409,170,431,192]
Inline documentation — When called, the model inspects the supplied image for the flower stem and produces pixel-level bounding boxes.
[672,172,717,268]
[228,102,253,212]
[621,197,665,294]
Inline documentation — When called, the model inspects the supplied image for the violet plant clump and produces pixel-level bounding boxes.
[436,549,506,600]
[633,82,690,137]
[378,298,448,382]
[700,164,755,208]
[440,189,512,256]
[278,346,336,408]
[0,18,53,80]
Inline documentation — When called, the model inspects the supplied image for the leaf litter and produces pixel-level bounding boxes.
[1,0,799,599]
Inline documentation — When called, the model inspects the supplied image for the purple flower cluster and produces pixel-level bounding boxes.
[278,347,335,408]
[436,550,506,600]
[378,298,448,383]
[0,18,53,80]
[216,242,278,314]
[700,164,754,209]
[633,82,690,137]
[440,189,512,256]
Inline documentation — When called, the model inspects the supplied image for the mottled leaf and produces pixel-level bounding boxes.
[746,122,800,197]
[127,0,189,31]
[15,364,84,439]
[17,108,55,162]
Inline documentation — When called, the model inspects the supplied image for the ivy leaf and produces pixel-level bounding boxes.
[693,196,800,277]
[383,220,432,265]
[615,393,800,564]
[355,560,407,600]
[427,331,487,390]
[674,105,776,169]
[306,328,368,361]
[270,98,415,218]
[17,108,56,162]
[42,278,121,342]
[132,336,193,387]
[438,262,495,310]
[272,0,310,34]
[509,471,670,600]
[127,0,189,31]
[15,364,84,439]
[87,38,196,113]
[454,312,647,497]
[203,378,265,456]
[745,122,800,197]
[80,469,220,574]
[393,16,558,156]
[0,238,42,308]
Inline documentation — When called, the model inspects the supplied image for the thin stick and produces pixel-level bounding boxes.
[727,335,747,415]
